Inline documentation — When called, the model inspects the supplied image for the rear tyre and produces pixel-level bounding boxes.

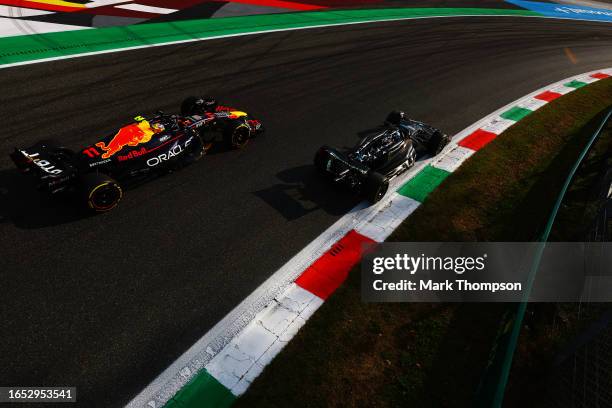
[184,134,205,163]
[363,172,389,203]
[181,96,200,116]
[313,147,330,177]
[79,173,122,212]
[224,122,250,149]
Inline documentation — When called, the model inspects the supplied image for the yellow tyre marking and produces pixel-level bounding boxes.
[88,181,123,211]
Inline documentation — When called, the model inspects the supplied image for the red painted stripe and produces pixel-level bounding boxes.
[534,90,562,102]
[0,0,82,12]
[458,129,498,151]
[295,230,375,300]
[590,72,611,79]
[223,0,326,10]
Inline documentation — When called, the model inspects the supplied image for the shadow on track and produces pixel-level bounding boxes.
[253,164,361,221]
[0,168,91,228]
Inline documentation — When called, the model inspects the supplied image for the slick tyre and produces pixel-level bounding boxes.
[430,131,451,155]
[363,172,389,203]
[224,122,250,149]
[79,173,123,212]
[181,96,200,116]
[313,146,329,174]
[184,134,205,163]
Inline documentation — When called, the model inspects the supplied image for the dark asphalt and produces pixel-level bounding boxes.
[0,16,611,408]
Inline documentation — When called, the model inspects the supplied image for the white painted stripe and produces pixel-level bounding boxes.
[0,6,54,17]
[576,73,602,83]
[2,15,611,69]
[206,284,323,395]
[431,145,476,173]
[480,117,516,135]
[0,16,90,38]
[115,3,177,14]
[551,83,577,94]
[517,97,549,111]
[355,194,421,242]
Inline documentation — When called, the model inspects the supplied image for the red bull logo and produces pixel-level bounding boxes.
[95,117,155,159]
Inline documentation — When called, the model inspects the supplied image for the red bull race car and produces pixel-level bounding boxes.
[9,97,263,212]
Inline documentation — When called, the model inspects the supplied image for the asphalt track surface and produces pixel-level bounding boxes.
[0,16,611,408]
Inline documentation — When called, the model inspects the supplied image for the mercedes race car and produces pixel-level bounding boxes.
[314,111,451,203]
[9,97,263,212]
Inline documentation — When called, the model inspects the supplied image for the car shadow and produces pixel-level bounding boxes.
[253,164,361,221]
[0,168,92,229]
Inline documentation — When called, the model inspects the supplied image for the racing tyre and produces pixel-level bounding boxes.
[184,134,205,162]
[430,132,451,155]
[363,172,389,203]
[181,96,200,116]
[79,172,123,212]
[224,122,250,149]
[313,147,331,178]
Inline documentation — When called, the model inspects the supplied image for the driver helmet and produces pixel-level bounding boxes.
[198,96,218,112]
[386,111,405,125]
[151,122,165,133]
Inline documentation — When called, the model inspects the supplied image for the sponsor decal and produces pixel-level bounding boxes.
[89,158,112,167]
[117,147,148,162]
[95,119,155,159]
[48,175,71,186]
[146,138,192,167]
[82,146,100,158]
[506,0,612,22]
[215,110,248,120]
[21,150,63,175]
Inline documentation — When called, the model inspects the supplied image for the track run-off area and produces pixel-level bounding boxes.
[0,13,611,408]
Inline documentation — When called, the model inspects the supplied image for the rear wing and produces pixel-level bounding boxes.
[10,148,66,177]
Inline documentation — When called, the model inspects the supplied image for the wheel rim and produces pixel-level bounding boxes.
[89,183,122,211]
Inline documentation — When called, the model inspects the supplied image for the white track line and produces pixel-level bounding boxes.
[0,6,54,17]
[0,14,610,69]
[114,4,177,14]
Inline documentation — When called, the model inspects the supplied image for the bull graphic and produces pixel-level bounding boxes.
[96,120,155,159]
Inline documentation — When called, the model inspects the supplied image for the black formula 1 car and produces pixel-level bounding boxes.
[9,97,263,212]
[314,111,451,203]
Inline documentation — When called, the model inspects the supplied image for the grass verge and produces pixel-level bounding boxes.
[236,78,612,407]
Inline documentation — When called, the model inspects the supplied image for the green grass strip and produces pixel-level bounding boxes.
[0,8,539,66]
[500,106,533,122]
[164,369,235,408]
[564,80,588,89]
[397,165,451,202]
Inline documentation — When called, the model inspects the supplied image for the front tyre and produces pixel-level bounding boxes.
[429,131,451,155]
[224,122,251,149]
[79,173,123,212]
[363,172,389,203]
